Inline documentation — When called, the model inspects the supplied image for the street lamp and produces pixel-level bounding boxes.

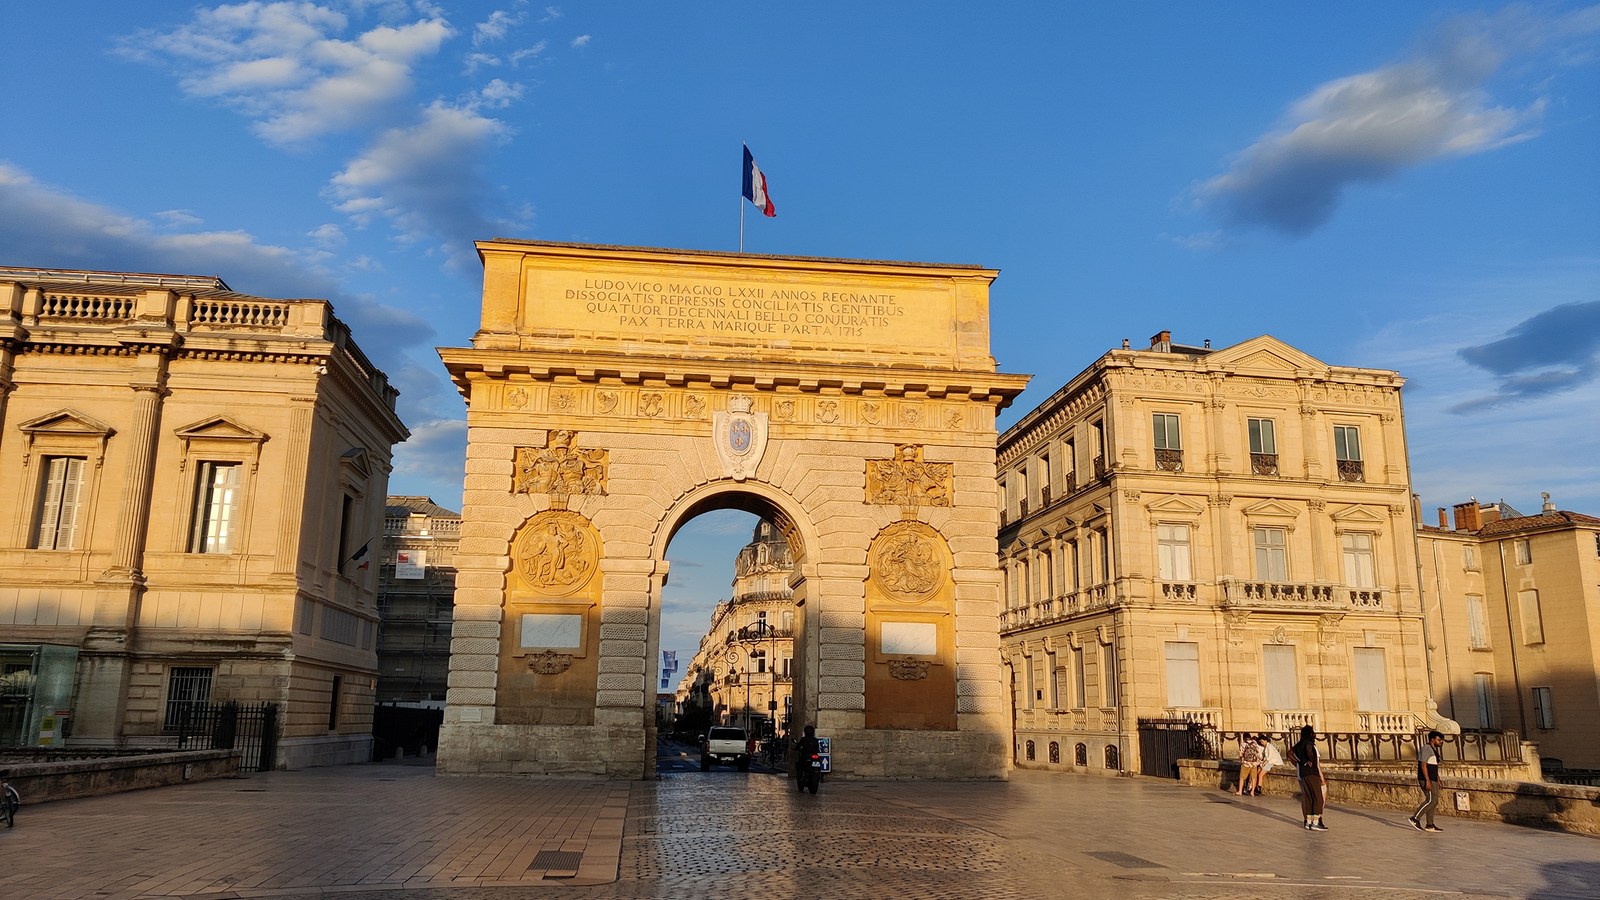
[722,647,739,727]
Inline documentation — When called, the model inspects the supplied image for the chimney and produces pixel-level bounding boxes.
[1453,501,1481,532]
[1121,338,1131,350]
[1437,507,1449,529]
[1410,493,1422,523]
[1542,492,1556,514]
[1150,330,1172,352]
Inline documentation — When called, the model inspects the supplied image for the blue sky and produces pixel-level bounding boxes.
[3,2,1597,669]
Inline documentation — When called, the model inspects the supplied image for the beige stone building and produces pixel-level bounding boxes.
[435,240,1028,780]
[0,266,407,767]
[998,332,1429,774]
[1418,496,1600,770]
[682,519,797,735]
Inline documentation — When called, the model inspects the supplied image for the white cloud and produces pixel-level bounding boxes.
[124,3,454,144]
[473,9,522,46]
[464,52,501,73]
[1191,12,1550,236]
[509,41,547,66]
[539,6,562,23]
[307,222,346,247]
[326,101,522,269]
[155,209,205,227]
[570,34,590,48]
[478,79,524,108]
[391,417,468,508]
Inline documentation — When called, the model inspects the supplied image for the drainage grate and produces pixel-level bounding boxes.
[1085,851,1164,869]
[529,851,584,871]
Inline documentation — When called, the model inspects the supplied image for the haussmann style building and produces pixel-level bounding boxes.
[1417,495,1600,771]
[997,331,1432,775]
[0,267,407,767]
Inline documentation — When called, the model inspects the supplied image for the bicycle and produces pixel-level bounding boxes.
[1,773,18,828]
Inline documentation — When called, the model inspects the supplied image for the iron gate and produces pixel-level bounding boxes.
[1137,718,1198,778]
[174,702,279,772]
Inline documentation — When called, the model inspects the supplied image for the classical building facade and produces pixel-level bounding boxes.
[376,496,460,708]
[681,519,796,735]
[0,267,407,767]
[1418,495,1600,770]
[998,332,1429,774]
[436,240,1028,780]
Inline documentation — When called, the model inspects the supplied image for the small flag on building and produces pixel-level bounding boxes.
[347,540,372,572]
[742,145,776,217]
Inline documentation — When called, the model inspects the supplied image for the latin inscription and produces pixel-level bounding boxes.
[524,268,954,354]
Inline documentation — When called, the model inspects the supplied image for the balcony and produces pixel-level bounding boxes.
[1337,459,1364,482]
[1263,709,1319,732]
[1064,471,1077,496]
[1250,452,1279,476]
[1166,707,1222,728]
[1040,486,1051,507]
[1019,498,1029,518]
[1356,711,1421,733]
[1158,582,1197,602]
[1092,455,1107,480]
[1222,581,1337,609]
[1154,448,1183,472]
[1348,589,1384,610]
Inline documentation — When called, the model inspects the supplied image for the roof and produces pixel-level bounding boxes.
[477,238,990,272]
[385,496,461,519]
[1419,511,1600,538]
[0,265,231,292]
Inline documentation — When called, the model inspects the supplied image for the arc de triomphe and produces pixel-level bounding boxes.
[435,240,1029,779]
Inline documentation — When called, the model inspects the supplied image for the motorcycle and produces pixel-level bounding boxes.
[795,753,821,794]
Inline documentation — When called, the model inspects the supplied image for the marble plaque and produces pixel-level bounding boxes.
[880,622,937,657]
[521,613,583,649]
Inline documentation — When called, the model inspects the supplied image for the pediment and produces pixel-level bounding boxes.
[18,409,115,437]
[1209,336,1327,374]
[174,415,268,444]
[340,446,373,479]
[1240,498,1301,520]
[1145,493,1206,520]
[1330,504,1387,526]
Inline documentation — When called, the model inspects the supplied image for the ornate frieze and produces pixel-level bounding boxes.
[526,649,575,675]
[865,445,952,508]
[514,431,608,500]
[888,657,930,680]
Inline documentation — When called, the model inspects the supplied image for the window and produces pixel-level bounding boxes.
[1341,532,1376,588]
[1064,439,1076,492]
[35,456,87,550]
[1037,453,1051,505]
[1263,644,1298,709]
[1101,644,1117,707]
[1253,527,1288,581]
[1023,655,1035,709]
[1047,652,1059,708]
[1334,425,1363,482]
[328,675,343,730]
[190,462,243,553]
[1018,464,1030,517]
[1092,422,1106,476]
[1474,674,1497,729]
[1157,524,1192,581]
[1515,539,1532,566]
[1532,687,1555,730]
[1043,550,1055,598]
[1352,647,1388,711]
[1098,529,1110,583]
[1466,595,1490,649]
[1025,740,1035,761]
[1073,647,1087,709]
[752,650,766,673]
[1248,418,1278,475]
[1069,540,1081,591]
[163,666,214,730]
[1152,413,1182,471]
[1049,741,1060,764]
[1164,641,1201,708]
[1519,590,1544,645]
[337,494,355,567]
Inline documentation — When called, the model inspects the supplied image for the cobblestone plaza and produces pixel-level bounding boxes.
[3,748,1596,900]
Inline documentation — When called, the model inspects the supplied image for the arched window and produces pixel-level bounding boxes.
[1025,740,1036,761]
[1074,743,1088,766]
[1048,741,1060,764]
[1104,744,1120,770]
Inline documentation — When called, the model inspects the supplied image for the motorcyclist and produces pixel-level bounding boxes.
[795,725,821,790]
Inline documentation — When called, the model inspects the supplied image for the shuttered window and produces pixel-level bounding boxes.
[1352,647,1388,711]
[1164,642,1201,708]
[35,456,87,550]
[1263,644,1298,709]
[1466,595,1489,649]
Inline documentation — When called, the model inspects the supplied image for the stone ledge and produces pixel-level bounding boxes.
[1,749,241,804]
[1178,758,1600,836]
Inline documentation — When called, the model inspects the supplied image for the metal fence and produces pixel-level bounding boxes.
[173,702,279,773]
[1201,728,1522,766]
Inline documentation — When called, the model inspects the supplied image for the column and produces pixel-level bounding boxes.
[272,400,317,574]
[105,381,168,580]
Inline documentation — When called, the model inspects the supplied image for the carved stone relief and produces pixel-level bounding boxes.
[505,387,530,409]
[596,390,619,414]
[888,657,930,680]
[870,521,946,601]
[527,649,575,675]
[514,431,608,499]
[712,394,768,482]
[860,401,881,424]
[773,399,797,422]
[639,392,664,417]
[513,510,598,594]
[549,389,577,413]
[865,444,952,508]
[817,399,839,424]
[684,394,707,419]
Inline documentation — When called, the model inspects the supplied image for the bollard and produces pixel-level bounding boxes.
[395,747,405,760]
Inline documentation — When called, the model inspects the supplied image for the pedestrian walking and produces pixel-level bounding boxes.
[1235,736,1262,795]
[1288,725,1328,831]
[1256,734,1282,795]
[1410,730,1446,833]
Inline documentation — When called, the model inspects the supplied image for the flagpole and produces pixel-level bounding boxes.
[740,196,745,253]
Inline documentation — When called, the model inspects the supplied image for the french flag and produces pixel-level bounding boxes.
[742,145,776,217]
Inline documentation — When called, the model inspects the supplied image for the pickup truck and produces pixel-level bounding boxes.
[701,726,752,771]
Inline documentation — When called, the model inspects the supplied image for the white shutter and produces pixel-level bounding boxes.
[1353,647,1388,711]
[1466,596,1489,649]
[1164,642,1201,708]
[1263,644,1299,709]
